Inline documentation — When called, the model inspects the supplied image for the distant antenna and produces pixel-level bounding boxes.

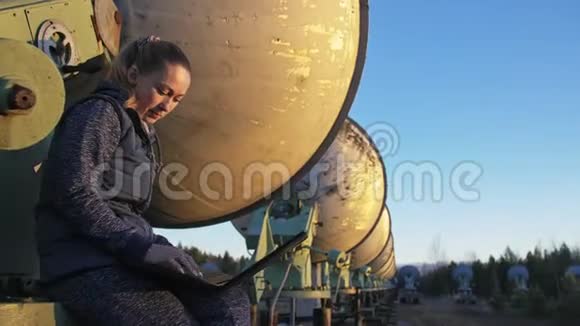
[201,262,222,274]
[566,265,580,279]
[507,265,529,292]
[566,265,580,291]
[452,264,474,291]
[397,265,420,290]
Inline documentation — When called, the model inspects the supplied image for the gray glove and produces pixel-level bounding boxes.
[143,244,203,278]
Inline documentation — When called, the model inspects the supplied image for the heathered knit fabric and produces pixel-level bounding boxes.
[41,265,251,326]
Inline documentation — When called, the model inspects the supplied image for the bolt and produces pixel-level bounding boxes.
[8,84,36,111]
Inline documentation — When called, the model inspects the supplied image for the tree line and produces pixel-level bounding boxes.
[177,243,250,275]
[420,243,580,298]
[419,242,580,319]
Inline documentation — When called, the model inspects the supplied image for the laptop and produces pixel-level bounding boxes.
[149,231,307,291]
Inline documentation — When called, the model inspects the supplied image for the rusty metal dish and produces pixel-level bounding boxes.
[115,0,369,227]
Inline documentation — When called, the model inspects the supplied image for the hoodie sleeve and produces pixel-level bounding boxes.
[41,98,154,261]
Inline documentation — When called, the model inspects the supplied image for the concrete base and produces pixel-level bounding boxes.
[0,302,76,326]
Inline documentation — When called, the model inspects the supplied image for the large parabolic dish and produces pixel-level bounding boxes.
[296,118,387,261]
[452,264,474,282]
[350,206,391,270]
[377,254,396,279]
[368,231,394,273]
[231,117,387,262]
[114,0,369,227]
[566,265,580,278]
[375,249,395,276]
[507,265,529,281]
[397,265,420,284]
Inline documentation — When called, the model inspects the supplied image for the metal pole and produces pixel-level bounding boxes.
[362,290,366,308]
[333,275,342,304]
[355,288,361,326]
[250,304,259,326]
[269,262,293,326]
[269,310,278,326]
[322,298,332,326]
[314,263,322,288]
[290,297,296,326]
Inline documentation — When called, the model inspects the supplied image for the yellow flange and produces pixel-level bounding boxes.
[0,38,65,151]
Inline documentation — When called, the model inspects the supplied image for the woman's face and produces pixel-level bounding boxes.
[129,63,191,125]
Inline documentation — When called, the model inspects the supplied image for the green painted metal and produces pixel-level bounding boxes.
[0,136,52,280]
[0,37,64,291]
[352,266,372,289]
[23,0,103,66]
[241,199,342,303]
[0,0,110,316]
[0,79,10,114]
[266,201,316,291]
[328,250,352,290]
[0,6,33,42]
[0,0,105,297]
[0,0,104,66]
[244,214,275,304]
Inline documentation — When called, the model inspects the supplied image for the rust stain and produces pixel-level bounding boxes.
[274,51,312,65]
[304,24,331,35]
[225,40,240,50]
[329,31,345,51]
[270,106,287,113]
[343,121,377,167]
[272,37,291,47]
[249,119,262,126]
[287,66,311,78]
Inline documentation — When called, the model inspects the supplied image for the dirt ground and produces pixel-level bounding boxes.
[396,296,571,326]
[274,295,577,326]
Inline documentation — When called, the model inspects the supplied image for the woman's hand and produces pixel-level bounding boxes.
[142,244,203,278]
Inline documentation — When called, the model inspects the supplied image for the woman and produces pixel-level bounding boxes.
[35,36,250,325]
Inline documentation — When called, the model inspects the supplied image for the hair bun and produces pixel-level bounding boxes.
[137,35,161,49]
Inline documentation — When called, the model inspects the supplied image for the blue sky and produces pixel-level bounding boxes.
[157,1,580,264]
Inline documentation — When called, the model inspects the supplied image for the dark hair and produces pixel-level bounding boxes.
[109,36,191,93]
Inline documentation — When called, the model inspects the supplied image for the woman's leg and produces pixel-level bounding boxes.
[174,285,251,326]
[40,266,199,326]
